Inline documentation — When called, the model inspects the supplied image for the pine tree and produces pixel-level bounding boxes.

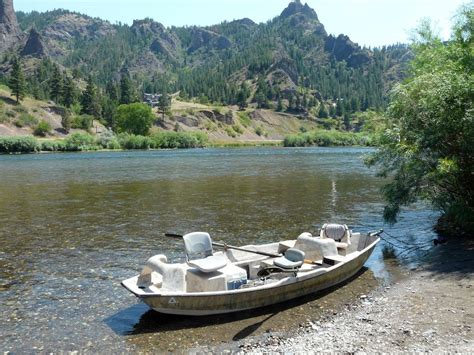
[61,109,72,133]
[236,83,249,110]
[318,104,328,118]
[50,65,63,103]
[81,76,102,118]
[8,57,26,104]
[276,97,284,112]
[158,94,170,120]
[120,73,135,104]
[62,75,76,108]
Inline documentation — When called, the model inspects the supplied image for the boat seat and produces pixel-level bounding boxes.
[183,232,227,273]
[320,223,351,249]
[274,248,305,269]
[294,233,338,260]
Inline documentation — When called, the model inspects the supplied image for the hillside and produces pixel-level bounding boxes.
[0,84,322,143]
[0,0,410,143]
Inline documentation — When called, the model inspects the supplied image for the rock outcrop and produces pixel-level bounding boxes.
[188,28,231,53]
[131,19,180,60]
[324,34,371,67]
[21,28,48,57]
[0,0,21,52]
[42,13,115,43]
[279,0,327,37]
[280,0,319,21]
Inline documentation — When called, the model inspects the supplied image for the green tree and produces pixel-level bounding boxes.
[62,75,76,108]
[318,104,328,118]
[8,57,26,103]
[50,65,63,103]
[61,109,71,133]
[81,76,102,118]
[157,94,171,120]
[115,103,155,135]
[120,73,135,104]
[276,97,284,112]
[34,120,52,137]
[366,8,474,235]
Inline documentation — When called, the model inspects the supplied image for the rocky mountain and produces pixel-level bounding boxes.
[1,0,409,115]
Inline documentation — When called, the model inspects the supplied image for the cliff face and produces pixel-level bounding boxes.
[0,0,22,52]
[21,28,47,57]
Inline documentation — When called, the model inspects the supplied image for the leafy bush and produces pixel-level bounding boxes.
[225,126,237,138]
[64,132,98,151]
[150,131,208,149]
[255,126,264,136]
[71,114,93,130]
[233,124,244,135]
[12,105,27,114]
[15,113,38,128]
[33,120,52,137]
[40,140,66,152]
[117,133,152,150]
[115,103,154,136]
[6,110,16,118]
[238,112,251,127]
[283,129,374,147]
[0,136,39,153]
[98,129,120,149]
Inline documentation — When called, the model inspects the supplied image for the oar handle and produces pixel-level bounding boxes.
[165,233,281,258]
[368,229,384,237]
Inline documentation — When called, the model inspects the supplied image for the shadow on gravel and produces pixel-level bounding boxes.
[421,238,474,275]
[105,267,370,339]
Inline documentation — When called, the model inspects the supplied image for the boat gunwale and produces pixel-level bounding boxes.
[122,237,380,299]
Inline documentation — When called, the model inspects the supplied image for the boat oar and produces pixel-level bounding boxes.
[165,233,281,258]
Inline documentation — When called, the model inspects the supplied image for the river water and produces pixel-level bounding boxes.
[0,147,438,352]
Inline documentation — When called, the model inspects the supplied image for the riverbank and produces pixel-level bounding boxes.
[198,241,474,353]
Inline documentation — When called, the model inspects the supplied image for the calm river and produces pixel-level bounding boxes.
[0,147,438,352]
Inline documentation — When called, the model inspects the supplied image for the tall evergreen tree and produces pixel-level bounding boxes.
[50,65,63,103]
[62,75,76,108]
[236,83,250,110]
[158,94,170,120]
[120,73,135,104]
[8,57,26,104]
[81,76,101,118]
[318,104,329,118]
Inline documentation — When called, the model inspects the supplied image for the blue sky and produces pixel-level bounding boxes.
[14,0,469,47]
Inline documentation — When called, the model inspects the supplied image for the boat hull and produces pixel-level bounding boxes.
[135,240,377,316]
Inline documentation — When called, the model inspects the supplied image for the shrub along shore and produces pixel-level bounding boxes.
[283,129,378,147]
[0,131,208,154]
[0,129,378,154]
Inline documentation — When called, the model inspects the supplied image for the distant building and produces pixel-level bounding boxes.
[143,93,162,107]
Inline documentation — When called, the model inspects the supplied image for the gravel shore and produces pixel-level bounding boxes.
[197,242,473,353]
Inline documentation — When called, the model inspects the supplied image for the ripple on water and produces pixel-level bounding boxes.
[0,147,438,352]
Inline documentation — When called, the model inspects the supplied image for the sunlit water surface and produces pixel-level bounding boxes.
[0,148,438,352]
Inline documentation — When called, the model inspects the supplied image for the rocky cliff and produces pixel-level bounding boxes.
[0,0,22,52]
[21,27,47,57]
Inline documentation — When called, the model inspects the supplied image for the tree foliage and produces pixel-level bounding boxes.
[8,57,26,103]
[366,6,474,235]
[115,103,155,136]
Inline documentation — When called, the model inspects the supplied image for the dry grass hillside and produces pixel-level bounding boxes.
[0,86,319,144]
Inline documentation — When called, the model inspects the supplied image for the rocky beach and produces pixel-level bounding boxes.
[198,240,474,353]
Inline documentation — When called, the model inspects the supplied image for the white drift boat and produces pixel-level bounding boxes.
[122,224,381,316]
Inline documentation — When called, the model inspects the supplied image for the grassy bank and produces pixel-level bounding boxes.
[0,131,208,154]
[283,129,378,147]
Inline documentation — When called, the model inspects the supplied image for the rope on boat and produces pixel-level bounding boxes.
[378,230,434,259]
